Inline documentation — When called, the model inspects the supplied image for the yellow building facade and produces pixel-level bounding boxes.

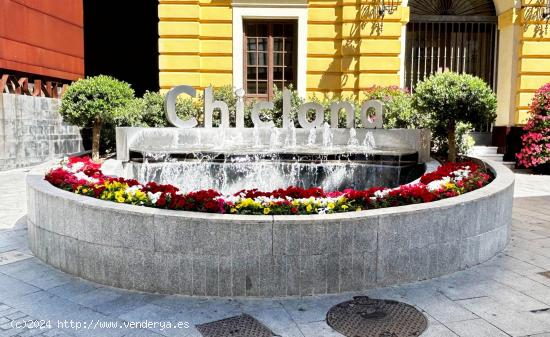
[158,0,550,126]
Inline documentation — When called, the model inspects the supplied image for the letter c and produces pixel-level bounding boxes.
[165,85,198,128]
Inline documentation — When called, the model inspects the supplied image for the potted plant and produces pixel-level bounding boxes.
[59,75,135,161]
[517,82,550,174]
[413,72,497,162]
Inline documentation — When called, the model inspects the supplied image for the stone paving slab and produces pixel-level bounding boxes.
[0,167,549,336]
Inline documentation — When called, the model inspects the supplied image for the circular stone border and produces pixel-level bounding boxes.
[26,158,514,297]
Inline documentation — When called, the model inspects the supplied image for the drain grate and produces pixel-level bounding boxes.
[540,271,550,279]
[326,296,428,337]
[196,314,276,337]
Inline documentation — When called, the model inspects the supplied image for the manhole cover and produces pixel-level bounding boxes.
[196,314,276,337]
[326,296,428,337]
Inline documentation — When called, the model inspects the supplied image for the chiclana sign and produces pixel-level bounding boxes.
[165,85,384,129]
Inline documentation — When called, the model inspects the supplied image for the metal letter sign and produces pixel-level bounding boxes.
[165,85,384,129]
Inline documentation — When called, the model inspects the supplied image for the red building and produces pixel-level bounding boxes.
[0,0,84,93]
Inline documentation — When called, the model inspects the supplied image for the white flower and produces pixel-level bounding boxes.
[373,189,391,199]
[147,191,162,204]
[451,168,471,181]
[73,171,98,184]
[426,177,451,192]
[125,185,143,194]
[69,162,84,173]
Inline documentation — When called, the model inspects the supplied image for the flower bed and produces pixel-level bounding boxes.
[517,82,550,170]
[45,156,492,215]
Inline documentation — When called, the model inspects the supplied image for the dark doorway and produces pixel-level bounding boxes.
[83,0,159,96]
[405,0,498,93]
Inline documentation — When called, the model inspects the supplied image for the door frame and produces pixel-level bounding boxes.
[232,6,308,97]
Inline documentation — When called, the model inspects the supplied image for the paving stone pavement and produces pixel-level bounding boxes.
[0,166,550,336]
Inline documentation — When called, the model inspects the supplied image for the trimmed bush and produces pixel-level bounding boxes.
[363,85,421,129]
[59,75,135,161]
[130,91,201,128]
[413,72,497,162]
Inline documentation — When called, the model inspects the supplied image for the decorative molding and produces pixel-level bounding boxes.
[232,0,307,8]
[498,8,519,28]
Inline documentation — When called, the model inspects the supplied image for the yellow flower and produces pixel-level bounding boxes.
[355,207,362,212]
[114,191,126,203]
[306,204,313,212]
[327,202,335,209]
[241,198,254,207]
[291,200,299,206]
[134,190,146,199]
[341,205,349,210]
[263,208,271,215]
[230,207,237,213]
[445,182,456,189]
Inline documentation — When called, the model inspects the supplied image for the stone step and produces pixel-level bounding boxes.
[474,154,505,162]
[502,161,516,169]
[469,146,499,155]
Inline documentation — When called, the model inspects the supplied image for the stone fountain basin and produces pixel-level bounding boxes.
[116,127,432,163]
[26,158,514,297]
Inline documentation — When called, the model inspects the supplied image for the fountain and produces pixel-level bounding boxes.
[116,126,429,194]
[26,84,514,297]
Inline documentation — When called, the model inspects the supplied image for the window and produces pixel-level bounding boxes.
[244,21,297,100]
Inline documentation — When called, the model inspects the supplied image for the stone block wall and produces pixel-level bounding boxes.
[0,94,83,171]
[26,159,515,297]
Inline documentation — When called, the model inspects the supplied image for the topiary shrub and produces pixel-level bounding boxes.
[413,72,497,162]
[60,75,135,161]
[516,82,550,172]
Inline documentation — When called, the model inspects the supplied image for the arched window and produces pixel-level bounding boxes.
[405,0,498,92]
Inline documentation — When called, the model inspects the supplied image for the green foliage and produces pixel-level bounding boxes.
[308,93,357,128]
[59,75,136,127]
[363,86,421,128]
[413,72,497,161]
[268,84,304,127]
[413,72,497,129]
[121,84,421,133]
[131,91,201,127]
[307,86,418,129]
[60,75,136,159]
[131,85,305,128]
[431,122,475,156]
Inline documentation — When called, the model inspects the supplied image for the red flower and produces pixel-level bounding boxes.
[156,194,167,207]
[45,156,493,215]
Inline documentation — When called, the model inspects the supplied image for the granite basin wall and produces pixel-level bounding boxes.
[0,93,83,171]
[26,159,514,297]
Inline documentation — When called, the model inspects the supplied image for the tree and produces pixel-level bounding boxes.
[60,75,135,161]
[413,72,497,162]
